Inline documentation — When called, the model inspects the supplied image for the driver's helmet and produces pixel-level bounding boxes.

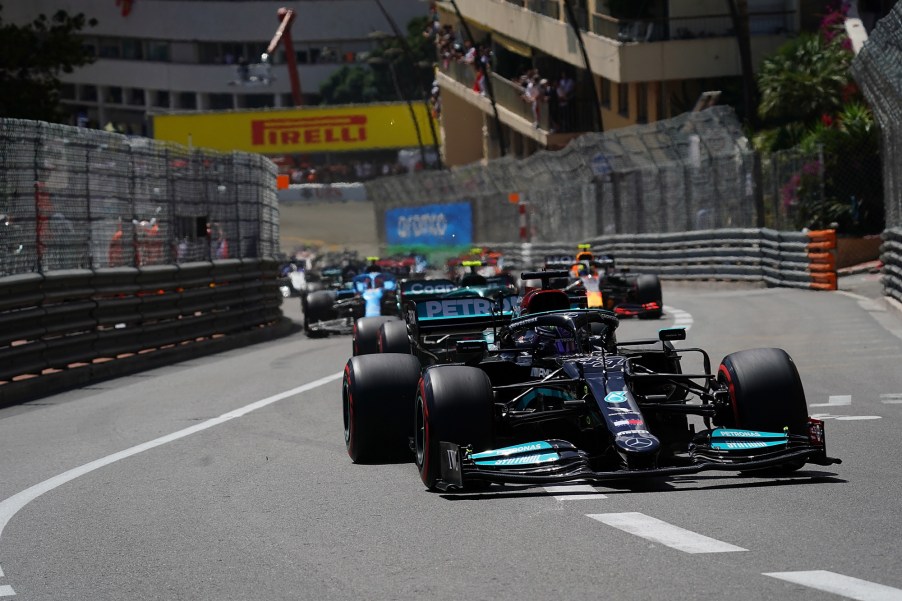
[515,325,578,355]
[571,263,589,277]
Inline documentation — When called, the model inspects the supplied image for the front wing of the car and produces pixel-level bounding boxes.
[437,422,840,491]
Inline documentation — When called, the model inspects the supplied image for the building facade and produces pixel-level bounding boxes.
[432,0,835,166]
[5,0,427,134]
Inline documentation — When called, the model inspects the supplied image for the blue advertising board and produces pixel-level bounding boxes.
[385,202,472,246]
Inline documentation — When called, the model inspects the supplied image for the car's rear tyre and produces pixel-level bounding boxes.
[636,274,663,319]
[717,347,809,471]
[353,316,397,356]
[304,290,337,337]
[343,353,421,463]
[379,319,410,354]
[415,366,494,490]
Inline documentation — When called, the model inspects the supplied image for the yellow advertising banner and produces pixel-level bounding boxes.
[152,102,438,153]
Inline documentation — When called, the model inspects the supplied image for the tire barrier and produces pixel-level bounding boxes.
[883,228,902,303]
[479,228,838,290]
[0,259,285,406]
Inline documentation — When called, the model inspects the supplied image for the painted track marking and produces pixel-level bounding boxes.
[881,393,902,404]
[0,586,15,598]
[764,570,902,600]
[587,512,746,553]
[544,484,607,500]
[664,305,693,331]
[0,372,344,545]
[811,395,852,407]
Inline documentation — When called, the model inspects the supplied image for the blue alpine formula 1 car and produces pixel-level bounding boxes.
[341,271,840,490]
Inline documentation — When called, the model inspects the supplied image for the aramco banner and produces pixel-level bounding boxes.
[153,103,437,153]
[385,202,472,246]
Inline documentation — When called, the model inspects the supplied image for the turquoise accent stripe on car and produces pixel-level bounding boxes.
[712,440,788,450]
[474,452,560,466]
[471,441,554,460]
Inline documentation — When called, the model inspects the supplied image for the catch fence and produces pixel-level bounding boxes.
[852,4,902,302]
[368,106,821,244]
[0,119,280,277]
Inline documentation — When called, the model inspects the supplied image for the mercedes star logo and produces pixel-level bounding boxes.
[623,437,653,449]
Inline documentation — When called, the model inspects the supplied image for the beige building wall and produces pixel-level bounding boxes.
[439,90,486,166]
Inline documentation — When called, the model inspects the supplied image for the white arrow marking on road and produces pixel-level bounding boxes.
[587,512,746,553]
[764,570,902,600]
[0,586,15,597]
[810,395,852,407]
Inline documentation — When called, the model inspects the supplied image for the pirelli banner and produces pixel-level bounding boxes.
[152,102,437,153]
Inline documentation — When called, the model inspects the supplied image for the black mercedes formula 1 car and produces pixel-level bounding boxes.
[342,271,840,491]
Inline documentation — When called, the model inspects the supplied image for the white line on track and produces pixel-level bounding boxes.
[587,512,746,553]
[811,395,852,407]
[543,484,607,500]
[881,393,902,404]
[0,585,15,597]
[663,305,693,331]
[0,371,344,546]
[764,570,902,600]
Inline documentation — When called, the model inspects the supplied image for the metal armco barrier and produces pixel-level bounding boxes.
[0,258,284,405]
[883,228,902,303]
[481,228,838,290]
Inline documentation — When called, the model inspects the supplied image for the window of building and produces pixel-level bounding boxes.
[636,82,648,123]
[128,88,145,106]
[99,37,121,59]
[240,94,275,109]
[80,85,98,102]
[122,39,144,60]
[657,81,667,120]
[222,43,243,65]
[198,42,221,64]
[154,90,170,107]
[618,82,629,117]
[600,77,611,108]
[60,84,76,101]
[81,37,98,57]
[209,94,233,110]
[170,41,197,64]
[146,41,170,62]
[106,86,123,104]
[178,92,196,110]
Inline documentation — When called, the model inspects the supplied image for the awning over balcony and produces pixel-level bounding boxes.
[492,31,533,57]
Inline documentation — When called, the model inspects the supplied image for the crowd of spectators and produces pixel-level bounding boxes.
[424,9,579,133]
[272,156,425,184]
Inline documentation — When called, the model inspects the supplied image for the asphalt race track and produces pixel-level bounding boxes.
[1,276,901,600]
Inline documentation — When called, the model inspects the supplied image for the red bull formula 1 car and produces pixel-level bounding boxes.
[543,244,662,319]
[341,270,839,490]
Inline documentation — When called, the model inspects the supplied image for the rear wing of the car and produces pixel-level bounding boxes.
[406,294,517,336]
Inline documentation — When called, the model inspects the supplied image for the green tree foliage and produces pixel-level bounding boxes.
[754,7,883,234]
[0,5,97,122]
[757,33,852,127]
[319,16,433,106]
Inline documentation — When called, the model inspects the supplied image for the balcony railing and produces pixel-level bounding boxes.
[590,11,796,43]
[499,0,796,43]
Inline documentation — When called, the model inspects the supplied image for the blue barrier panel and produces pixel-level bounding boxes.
[385,202,472,246]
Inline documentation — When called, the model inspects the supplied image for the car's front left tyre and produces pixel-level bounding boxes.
[415,366,494,489]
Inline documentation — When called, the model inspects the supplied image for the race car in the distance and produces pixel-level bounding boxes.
[303,265,398,337]
[543,243,662,319]
[341,270,839,490]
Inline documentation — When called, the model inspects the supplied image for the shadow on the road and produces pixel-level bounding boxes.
[439,471,845,501]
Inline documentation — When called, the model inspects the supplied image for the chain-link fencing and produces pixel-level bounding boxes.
[367,106,822,244]
[852,4,902,302]
[852,5,902,230]
[0,119,279,276]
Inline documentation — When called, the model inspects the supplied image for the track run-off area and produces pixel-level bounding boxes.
[1,274,901,600]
